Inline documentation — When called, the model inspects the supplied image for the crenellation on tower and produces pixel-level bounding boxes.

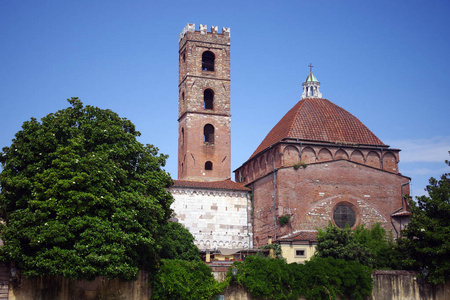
[179,23,231,44]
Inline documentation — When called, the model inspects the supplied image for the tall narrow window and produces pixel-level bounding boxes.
[204,89,214,110]
[203,124,215,144]
[181,127,184,146]
[202,51,215,71]
[205,161,213,170]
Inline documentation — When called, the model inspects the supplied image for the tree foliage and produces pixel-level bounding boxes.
[151,259,223,300]
[400,155,450,284]
[229,255,372,300]
[315,223,374,267]
[0,98,174,280]
[231,256,297,300]
[353,223,403,269]
[158,222,200,261]
[315,222,402,269]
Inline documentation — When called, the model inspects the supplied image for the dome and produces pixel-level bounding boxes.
[250,98,385,158]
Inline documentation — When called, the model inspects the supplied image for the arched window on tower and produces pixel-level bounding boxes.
[203,124,215,144]
[204,89,214,110]
[205,161,213,170]
[202,51,215,71]
[181,127,184,146]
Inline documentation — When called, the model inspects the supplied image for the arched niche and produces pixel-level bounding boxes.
[335,149,349,160]
[273,148,281,169]
[301,147,316,164]
[383,152,397,173]
[259,155,266,174]
[366,151,381,168]
[283,145,300,166]
[318,148,333,162]
[350,150,364,164]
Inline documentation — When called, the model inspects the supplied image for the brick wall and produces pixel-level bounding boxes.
[251,159,409,246]
[178,24,231,181]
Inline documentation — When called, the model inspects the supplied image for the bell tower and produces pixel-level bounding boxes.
[178,24,231,181]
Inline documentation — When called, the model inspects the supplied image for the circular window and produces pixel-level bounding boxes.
[333,205,356,228]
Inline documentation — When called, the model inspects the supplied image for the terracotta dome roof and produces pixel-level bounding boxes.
[250,98,385,158]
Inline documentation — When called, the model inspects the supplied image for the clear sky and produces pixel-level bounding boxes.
[1,0,449,197]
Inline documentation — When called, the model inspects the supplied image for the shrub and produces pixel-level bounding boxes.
[278,215,291,226]
[228,255,372,300]
[151,259,223,300]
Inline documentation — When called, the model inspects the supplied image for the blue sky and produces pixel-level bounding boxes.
[1,0,449,197]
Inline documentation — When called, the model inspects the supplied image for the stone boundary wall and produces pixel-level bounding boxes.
[8,271,151,300]
[6,270,450,299]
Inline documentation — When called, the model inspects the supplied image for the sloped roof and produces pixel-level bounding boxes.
[172,179,250,191]
[276,230,318,243]
[250,98,385,158]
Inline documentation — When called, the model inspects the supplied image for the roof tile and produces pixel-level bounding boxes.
[251,98,385,158]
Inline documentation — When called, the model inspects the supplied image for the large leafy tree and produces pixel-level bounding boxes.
[0,98,174,280]
[315,222,402,269]
[400,155,450,284]
[315,223,374,267]
[158,222,200,261]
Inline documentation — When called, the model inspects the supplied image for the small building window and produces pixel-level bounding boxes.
[205,161,213,170]
[202,51,215,71]
[333,205,356,229]
[204,89,214,110]
[203,124,215,144]
[295,250,305,257]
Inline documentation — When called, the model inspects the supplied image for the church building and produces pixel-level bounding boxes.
[234,67,411,250]
[170,24,410,258]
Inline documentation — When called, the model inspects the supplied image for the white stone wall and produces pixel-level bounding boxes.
[170,187,252,250]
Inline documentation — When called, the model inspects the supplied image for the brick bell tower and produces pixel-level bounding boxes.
[178,24,231,181]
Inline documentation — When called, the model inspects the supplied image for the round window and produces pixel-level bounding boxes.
[333,205,356,228]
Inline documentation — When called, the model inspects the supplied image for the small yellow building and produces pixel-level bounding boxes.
[275,231,317,264]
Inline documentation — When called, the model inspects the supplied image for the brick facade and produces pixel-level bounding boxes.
[178,24,231,181]
[235,97,410,247]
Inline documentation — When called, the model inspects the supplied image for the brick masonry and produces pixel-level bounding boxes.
[245,151,409,246]
[178,24,231,181]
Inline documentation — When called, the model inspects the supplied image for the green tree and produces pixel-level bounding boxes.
[315,223,374,267]
[228,255,372,300]
[151,259,223,300]
[353,223,403,269]
[400,155,450,284]
[231,256,298,300]
[301,257,372,300]
[0,98,174,280]
[158,222,200,261]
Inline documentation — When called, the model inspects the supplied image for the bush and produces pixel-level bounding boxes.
[228,255,372,300]
[231,256,296,300]
[278,215,291,226]
[151,259,223,300]
[302,257,372,300]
